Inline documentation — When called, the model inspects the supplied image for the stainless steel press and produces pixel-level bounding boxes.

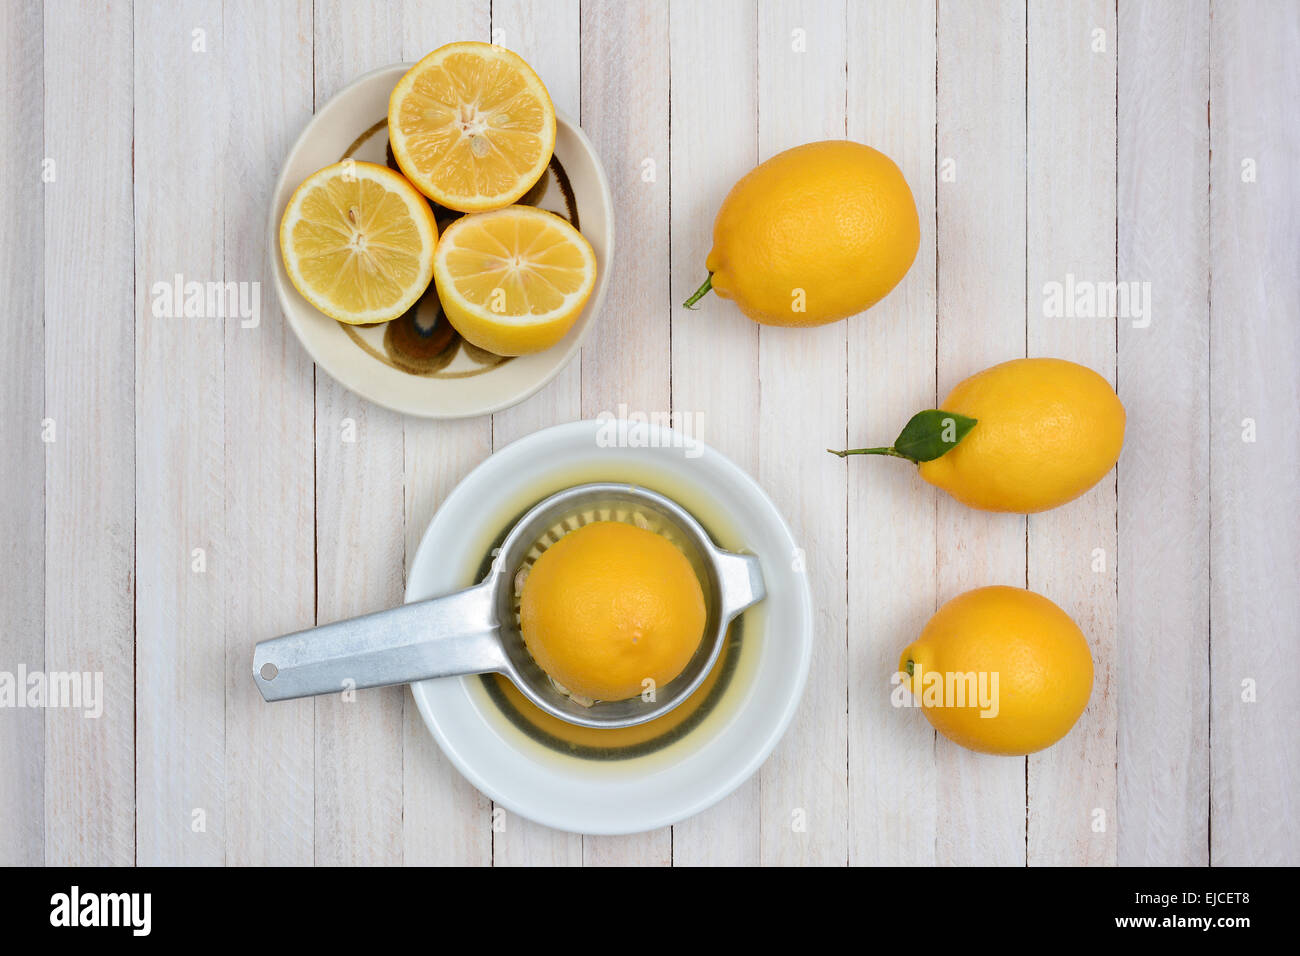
[252,483,766,729]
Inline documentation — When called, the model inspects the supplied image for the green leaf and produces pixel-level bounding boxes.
[891,410,978,462]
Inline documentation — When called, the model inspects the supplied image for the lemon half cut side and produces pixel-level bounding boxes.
[433,205,597,356]
[388,41,557,213]
[278,160,437,325]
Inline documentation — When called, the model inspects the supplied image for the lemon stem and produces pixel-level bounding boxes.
[683,274,713,310]
[827,446,914,461]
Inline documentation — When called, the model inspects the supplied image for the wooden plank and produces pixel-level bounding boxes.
[487,0,583,447]
[583,832,671,868]
[490,809,582,867]
[311,0,407,866]
[934,0,1027,866]
[0,0,44,867]
[578,0,671,420]
[42,0,136,865]
[477,0,589,867]
[400,416,495,867]
[222,0,316,867]
[1116,0,1210,865]
[133,0,228,867]
[668,0,761,867]
[576,0,674,867]
[1025,0,1118,866]
[1208,0,1300,866]
[28,0,1300,870]
[844,0,939,867]
[755,0,849,867]
[398,0,496,868]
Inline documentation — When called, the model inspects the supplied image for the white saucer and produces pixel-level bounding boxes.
[268,63,614,419]
[406,420,813,835]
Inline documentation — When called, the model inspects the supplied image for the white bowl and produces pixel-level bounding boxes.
[406,420,814,835]
[268,63,613,419]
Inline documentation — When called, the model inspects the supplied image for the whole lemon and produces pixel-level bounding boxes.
[686,140,920,326]
[519,521,707,702]
[898,586,1094,756]
[917,358,1125,512]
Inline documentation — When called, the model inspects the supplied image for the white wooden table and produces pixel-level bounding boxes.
[2,0,1297,867]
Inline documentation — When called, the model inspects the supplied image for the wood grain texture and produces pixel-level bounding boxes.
[133,0,228,867]
[4,0,1298,867]
[311,0,407,866]
[577,0,674,867]
[400,417,495,867]
[0,0,45,867]
[579,0,671,420]
[397,0,495,869]
[489,0,584,456]
[934,0,1027,866]
[42,0,136,866]
[668,0,762,868]
[756,0,849,866]
[492,809,583,866]
[1116,0,1210,866]
[401,414,494,867]
[1207,0,1300,866]
[221,0,316,867]
[481,0,586,868]
[1025,0,1118,867]
[845,0,939,867]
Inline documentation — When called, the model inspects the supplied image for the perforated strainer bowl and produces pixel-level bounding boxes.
[252,483,765,729]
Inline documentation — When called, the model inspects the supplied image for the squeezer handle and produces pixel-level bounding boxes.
[252,582,504,702]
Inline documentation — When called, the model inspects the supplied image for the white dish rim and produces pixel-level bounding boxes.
[404,419,814,835]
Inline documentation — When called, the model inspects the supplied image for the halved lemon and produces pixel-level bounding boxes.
[433,206,597,356]
[388,41,557,212]
[279,161,437,325]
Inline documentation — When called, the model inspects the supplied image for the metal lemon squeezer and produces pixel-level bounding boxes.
[252,483,766,729]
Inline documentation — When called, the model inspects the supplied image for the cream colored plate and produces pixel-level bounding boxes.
[269,62,613,419]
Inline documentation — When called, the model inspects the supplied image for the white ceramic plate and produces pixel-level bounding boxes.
[268,63,613,418]
[406,420,814,835]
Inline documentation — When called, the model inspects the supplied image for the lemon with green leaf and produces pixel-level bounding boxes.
[831,358,1125,513]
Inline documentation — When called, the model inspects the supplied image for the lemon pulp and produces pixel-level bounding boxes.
[432,205,596,355]
[388,41,557,212]
[279,161,437,324]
